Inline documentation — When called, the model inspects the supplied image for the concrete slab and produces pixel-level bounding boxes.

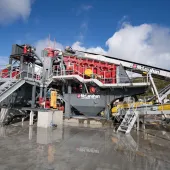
[37,110,53,128]
[37,110,63,128]
[52,110,63,125]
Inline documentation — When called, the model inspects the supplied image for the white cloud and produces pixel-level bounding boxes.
[77,22,88,41]
[72,23,170,69]
[0,0,32,24]
[34,23,170,70]
[0,57,9,68]
[72,42,107,54]
[106,23,170,69]
[81,22,88,29]
[82,5,93,11]
[106,24,153,62]
[76,4,93,16]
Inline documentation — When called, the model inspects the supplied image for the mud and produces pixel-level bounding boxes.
[0,123,170,170]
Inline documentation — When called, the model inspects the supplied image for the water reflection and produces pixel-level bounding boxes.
[36,126,64,144]
[0,124,170,169]
[110,131,170,170]
[0,125,6,137]
[35,126,64,170]
[29,126,33,140]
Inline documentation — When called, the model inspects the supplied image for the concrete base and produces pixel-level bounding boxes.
[37,110,63,128]
[52,110,63,126]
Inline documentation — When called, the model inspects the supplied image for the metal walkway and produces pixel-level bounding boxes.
[53,74,149,88]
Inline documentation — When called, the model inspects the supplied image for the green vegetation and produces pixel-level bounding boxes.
[133,77,170,99]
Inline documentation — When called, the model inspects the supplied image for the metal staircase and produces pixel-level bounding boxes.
[0,79,25,103]
[113,133,138,161]
[117,102,139,134]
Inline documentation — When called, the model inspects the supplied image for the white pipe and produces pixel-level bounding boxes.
[29,111,34,126]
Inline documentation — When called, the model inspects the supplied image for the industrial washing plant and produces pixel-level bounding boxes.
[0,43,170,133]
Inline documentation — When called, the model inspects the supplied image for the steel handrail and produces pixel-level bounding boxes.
[53,70,149,84]
[53,65,149,83]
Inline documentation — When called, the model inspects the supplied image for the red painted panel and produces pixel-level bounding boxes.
[63,55,117,84]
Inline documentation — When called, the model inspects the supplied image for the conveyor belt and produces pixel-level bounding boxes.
[147,84,170,102]
[76,50,170,80]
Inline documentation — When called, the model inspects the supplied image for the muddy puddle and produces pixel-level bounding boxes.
[0,122,170,170]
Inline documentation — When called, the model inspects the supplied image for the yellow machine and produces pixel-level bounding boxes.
[111,101,170,116]
[157,104,170,111]
[111,101,153,115]
[50,90,57,109]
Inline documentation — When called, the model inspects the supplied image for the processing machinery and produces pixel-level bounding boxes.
[0,43,170,128]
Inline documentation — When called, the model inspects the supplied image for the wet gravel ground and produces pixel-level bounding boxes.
[0,123,170,170]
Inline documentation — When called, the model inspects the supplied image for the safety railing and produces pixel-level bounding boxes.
[0,69,20,79]
[0,64,43,81]
[26,63,42,80]
[52,64,149,84]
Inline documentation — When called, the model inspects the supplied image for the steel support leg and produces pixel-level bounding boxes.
[31,85,36,108]
[104,95,111,120]
[149,73,162,103]
[20,56,24,78]
[31,62,35,79]
[29,111,34,126]
[137,115,139,132]
[65,84,72,118]
[104,106,110,120]
[62,84,65,95]
[64,99,71,118]
[22,117,24,126]
[44,86,47,101]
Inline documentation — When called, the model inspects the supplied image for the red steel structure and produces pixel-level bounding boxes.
[63,56,117,84]
[52,56,117,85]
[44,46,117,84]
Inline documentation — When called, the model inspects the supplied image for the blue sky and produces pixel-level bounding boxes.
[0,0,170,68]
